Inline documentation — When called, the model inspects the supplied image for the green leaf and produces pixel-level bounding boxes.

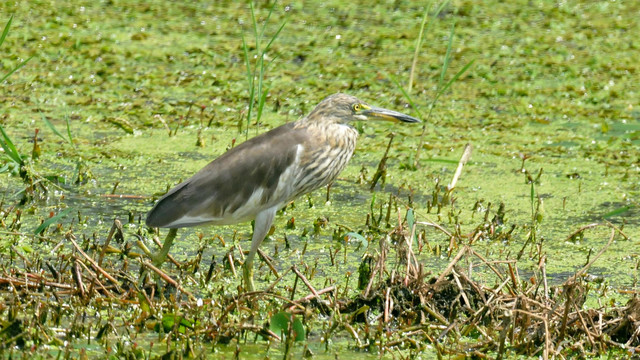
[0,55,33,84]
[34,208,72,235]
[65,115,75,146]
[0,123,23,165]
[159,313,194,334]
[407,208,415,229]
[0,15,34,83]
[433,58,475,105]
[138,292,151,313]
[270,311,306,341]
[439,22,456,88]
[160,314,175,332]
[602,205,631,219]
[291,316,306,341]
[270,311,289,334]
[40,111,69,142]
[345,232,368,247]
[0,14,13,48]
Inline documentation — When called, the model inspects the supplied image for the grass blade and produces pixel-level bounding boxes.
[388,72,423,119]
[438,22,455,89]
[242,0,286,138]
[408,1,450,92]
[1,16,33,83]
[433,58,475,105]
[249,1,259,52]
[530,182,535,218]
[65,114,75,146]
[345,232,368,248]
[0,123,23,165]
[34,208,72,235]
[256,86,269,128]
[1,55,33,84]
[0,14,13,47]
[602,205,631,219]
[263,21,286,53]
[408,2,432,92]
[241,32,255,138]
[40,111,69,143]
[259,0,277,44]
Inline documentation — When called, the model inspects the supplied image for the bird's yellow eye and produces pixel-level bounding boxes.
[353,103,361,112]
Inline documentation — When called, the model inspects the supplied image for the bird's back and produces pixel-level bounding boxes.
[146,119,359,228]
[146,122,309,228]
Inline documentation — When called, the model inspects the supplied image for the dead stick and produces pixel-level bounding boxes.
[435,246,467,284]
[293,285,335,304]
[447,143,472,191]
[416,221,454,238]
[74,257,114,298]
[257,248,280,278]
[291,265,321,302]
[265,267,292,294]
[68,234,121,291]
[142,261,195,301]
[73,260,86,298]
[0,276,73,290]
[451,269,471,308]
[512,309,550,360]
[567,228,616,284]
[468,248,506,282]
[572,301,595,348]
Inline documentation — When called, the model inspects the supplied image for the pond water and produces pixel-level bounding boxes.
[1,0,638,358]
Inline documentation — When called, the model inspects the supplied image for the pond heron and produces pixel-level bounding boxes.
[146,93,420,291]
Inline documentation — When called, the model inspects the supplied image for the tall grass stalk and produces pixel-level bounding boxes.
[1,15,33,83]
[0,16,28,174]
[241,1,286,139]
[396,12,474,169]
[407,1,449,93]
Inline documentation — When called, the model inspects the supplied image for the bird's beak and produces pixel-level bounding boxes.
[361,106,421,123]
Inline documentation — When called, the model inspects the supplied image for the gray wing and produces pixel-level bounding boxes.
[146,122,307,228]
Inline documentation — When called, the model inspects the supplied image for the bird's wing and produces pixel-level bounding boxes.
[146,122,308,228]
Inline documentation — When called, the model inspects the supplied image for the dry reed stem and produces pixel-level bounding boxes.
[435,246,467,284]
[257,248,280,278]
[68,233,121,291]
[142,260,195,301]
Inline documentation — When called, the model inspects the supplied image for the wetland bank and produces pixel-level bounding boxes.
[1,1,638,359]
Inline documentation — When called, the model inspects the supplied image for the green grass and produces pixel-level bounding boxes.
[0,1,638,358]
[241,0,286,138]
[0,15,33,83]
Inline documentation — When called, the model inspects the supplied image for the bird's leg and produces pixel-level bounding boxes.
[243,208,277,291]
[152,228,178,266]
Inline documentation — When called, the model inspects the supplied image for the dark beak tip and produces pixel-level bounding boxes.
[397,115,421,123]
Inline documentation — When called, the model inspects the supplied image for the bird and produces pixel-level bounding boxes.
[145,93,420,291]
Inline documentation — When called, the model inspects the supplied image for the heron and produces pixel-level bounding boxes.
[146,93,420,291]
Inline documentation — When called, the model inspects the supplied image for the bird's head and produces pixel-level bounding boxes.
[304,93,421,125]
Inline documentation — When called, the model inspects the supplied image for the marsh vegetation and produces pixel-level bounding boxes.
[1,1,638,358]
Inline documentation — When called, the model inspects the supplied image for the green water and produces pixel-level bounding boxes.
[1,0,638,358]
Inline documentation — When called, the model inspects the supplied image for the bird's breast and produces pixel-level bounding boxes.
[292,123,358,197]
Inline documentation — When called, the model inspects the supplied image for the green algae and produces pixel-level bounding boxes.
[1,0,639,358]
